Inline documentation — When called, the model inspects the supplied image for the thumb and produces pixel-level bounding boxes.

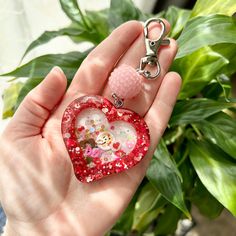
[8,66,67,137]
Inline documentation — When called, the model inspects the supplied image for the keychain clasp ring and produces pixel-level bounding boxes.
[138,18,170,80]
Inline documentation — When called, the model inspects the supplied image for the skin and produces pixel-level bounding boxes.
[0,20,181,236]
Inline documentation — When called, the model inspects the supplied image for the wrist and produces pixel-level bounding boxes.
[3,217,80,236]
[3,221,43,236]
[2,211,99,236]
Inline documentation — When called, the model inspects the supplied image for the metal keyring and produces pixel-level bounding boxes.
[137,18,170,80]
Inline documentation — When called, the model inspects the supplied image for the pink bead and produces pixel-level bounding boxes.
[108,64,142,99]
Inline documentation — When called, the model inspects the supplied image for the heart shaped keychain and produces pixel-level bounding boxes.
[61,18,170,182]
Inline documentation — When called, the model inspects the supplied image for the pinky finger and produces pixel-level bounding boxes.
[145,72,182,153]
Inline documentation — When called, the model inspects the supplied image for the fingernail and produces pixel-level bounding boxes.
[51,66,64,76]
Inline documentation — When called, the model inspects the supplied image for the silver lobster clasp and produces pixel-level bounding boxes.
[138,18,170,80]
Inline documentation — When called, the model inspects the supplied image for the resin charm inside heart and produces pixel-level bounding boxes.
[61,95,150,183]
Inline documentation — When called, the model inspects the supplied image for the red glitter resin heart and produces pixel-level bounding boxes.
[61,95,150,183]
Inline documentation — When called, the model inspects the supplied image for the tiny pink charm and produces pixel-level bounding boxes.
[61,18,170,182]
[61,96,150,182]
[109,64,142,99]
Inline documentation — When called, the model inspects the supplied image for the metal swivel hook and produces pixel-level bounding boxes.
[137,18,170,80]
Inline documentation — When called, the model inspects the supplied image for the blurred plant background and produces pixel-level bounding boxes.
[0,0,236,235]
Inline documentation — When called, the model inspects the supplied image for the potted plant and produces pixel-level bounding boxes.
[1,0,236,235]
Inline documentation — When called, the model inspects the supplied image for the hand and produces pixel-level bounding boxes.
[0,20,181,236]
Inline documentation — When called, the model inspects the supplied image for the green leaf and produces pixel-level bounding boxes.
[112,189,139,234]
[84,10,109,42]
[132,182,163,232]
[201,82,223,100]
[71,9,110,44]
[221,53,236,77]
[146,139,190,218]
[216,74,231,101]
[190,178,224,219]
[163,126,184,145]
[197,44,236,99]
[179,158,196,193]
[196,112,236,159]
[153,11,166,19]
[164,6,191,38]
[21,27,85,60]
[189,140,236,216]
[108,0,143,30]
[173,46,228,99]
[59,0,90,29]
[176,15,236,58]
[1,51,89,80]
[15,78,43,111]
[2,82,24,119]
[154,204,182,235]
[212,43,236,77]
[191,0,236,17]
[170,98,236,126]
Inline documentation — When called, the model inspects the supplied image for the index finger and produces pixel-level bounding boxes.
[67,21,143,96]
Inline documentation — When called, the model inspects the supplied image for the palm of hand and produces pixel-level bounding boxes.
[0,21,181,236]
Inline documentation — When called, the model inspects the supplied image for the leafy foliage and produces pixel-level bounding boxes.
[189,178,224,219]
[146,139,190,218]
[176,14,236,59]
[2,51,89,80]
[2,82,23,119]
[189,140,236,216]
[132,182,164,233]
[1,0,236,235]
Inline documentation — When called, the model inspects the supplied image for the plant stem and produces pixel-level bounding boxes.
[191,124,203,139]
[177,147,189,167]
[77,6,91,30]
